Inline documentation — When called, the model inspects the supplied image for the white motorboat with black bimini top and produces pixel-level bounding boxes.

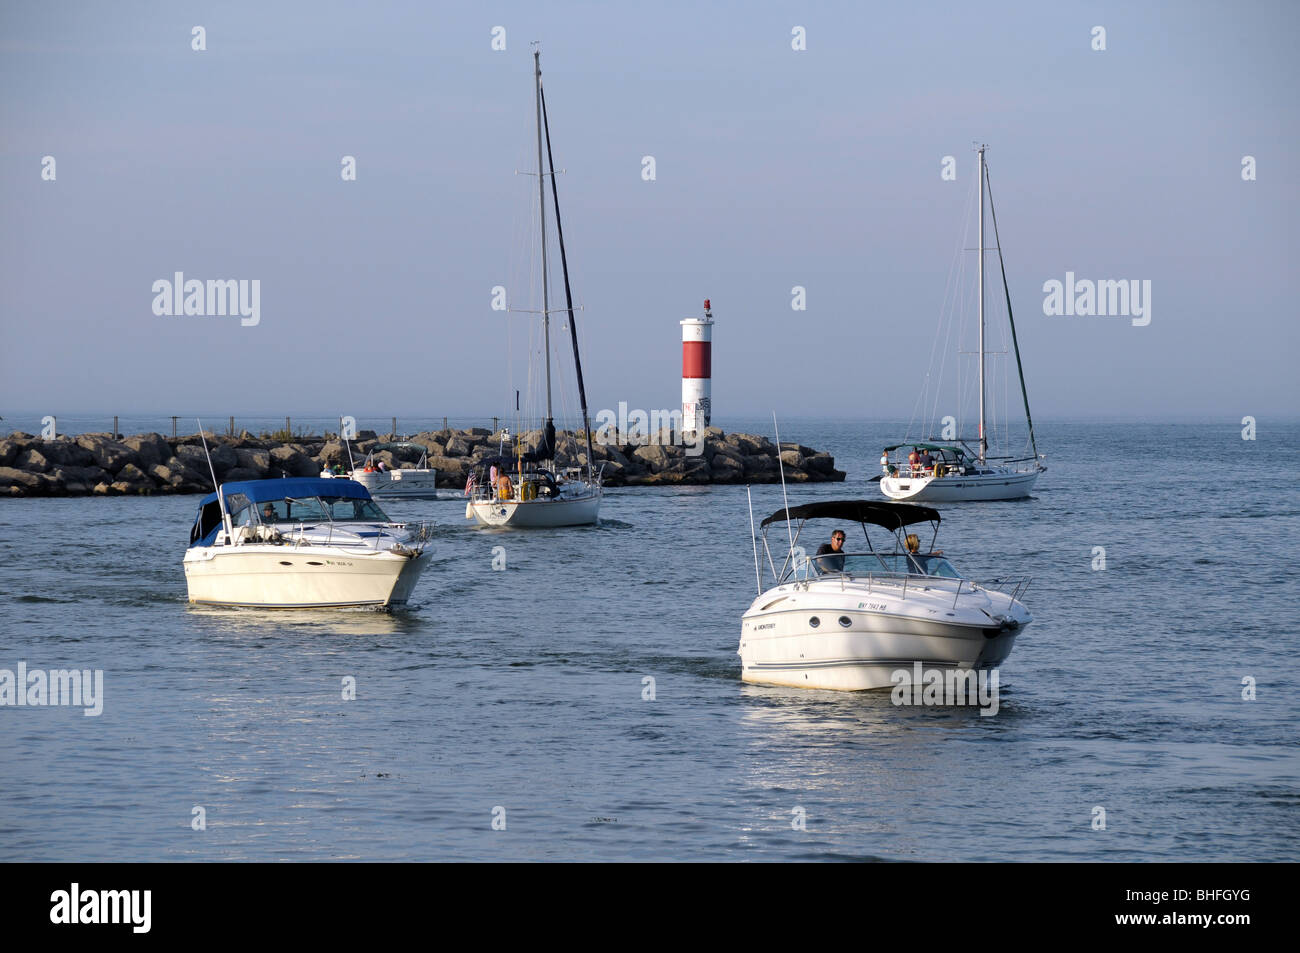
[879,145,1045,502]
[466,48,601,528]
[738,499,1032,691]
[183,476,433,608]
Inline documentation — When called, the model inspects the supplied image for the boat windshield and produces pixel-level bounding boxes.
[258,495,391,523]
[800,552,961,579]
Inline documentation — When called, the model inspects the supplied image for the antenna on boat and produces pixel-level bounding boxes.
[772,412,795,562]
[746,486,762,593]
[196,419,232,546]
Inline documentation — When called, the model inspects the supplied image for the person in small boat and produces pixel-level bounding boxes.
[814,530,847,573]
[261,503,278,523]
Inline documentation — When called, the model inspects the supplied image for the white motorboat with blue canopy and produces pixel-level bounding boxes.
[739,499,1032,691]
[879,145,1045,502]
[184,477,432,609]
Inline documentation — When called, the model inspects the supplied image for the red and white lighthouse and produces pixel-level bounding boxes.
[681,300,715,433]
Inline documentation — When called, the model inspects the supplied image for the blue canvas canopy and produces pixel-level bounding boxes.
[196,477,371,508]
[190,478,374,547]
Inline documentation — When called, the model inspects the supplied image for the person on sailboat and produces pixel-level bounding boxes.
[907,448,921,475]
[880,451,890,474]
[919,449,934,474]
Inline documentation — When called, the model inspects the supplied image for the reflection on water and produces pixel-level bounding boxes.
[0,420,1297,860]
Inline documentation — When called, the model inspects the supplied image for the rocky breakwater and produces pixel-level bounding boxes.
[0,427,845,497]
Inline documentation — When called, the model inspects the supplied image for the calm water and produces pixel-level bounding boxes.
[1,418,1297,861]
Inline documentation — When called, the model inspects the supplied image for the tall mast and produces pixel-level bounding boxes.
[534,51,554,438]
[977,144,987,464]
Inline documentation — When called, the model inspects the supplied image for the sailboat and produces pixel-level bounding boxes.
[879,145,1045,503]
[466,50,602,528]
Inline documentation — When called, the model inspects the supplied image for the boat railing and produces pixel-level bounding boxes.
[285,519,435,552]
[785,557,1030,608]
[883,460,1039,478]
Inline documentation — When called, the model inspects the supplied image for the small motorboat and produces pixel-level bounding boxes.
[183,477,433,609]
[340,443,439,501]
[738,499,1031,691]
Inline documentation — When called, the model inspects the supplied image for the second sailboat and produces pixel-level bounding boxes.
[466,50,602,528]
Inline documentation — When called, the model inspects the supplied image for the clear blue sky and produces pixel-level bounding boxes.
[2,1,1296,422]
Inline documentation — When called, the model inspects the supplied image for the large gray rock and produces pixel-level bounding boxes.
[53,465,113,493]
[148,463,187,489]
[710,452,745,482]
[38,437,96,468]
[234,447,271,473]
[410,435,446,457]
[426,455,466,477]
[123,433,171,470]
[222,467,264,483]
[75,435,138,473]
[0,466,44,493]
[15,448,51,472]
[0,439,24,468]
[315,441,350,469]
[444,434,477,457]
[269,446,318,478]
[804,452,837,474]
[172,444,210,475]
[632,444,671,472]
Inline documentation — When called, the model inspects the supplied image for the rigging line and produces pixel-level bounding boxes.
[910,164,974,440]
[540,81,594,482]
[984,160,1039,461]
[925,172,976,440]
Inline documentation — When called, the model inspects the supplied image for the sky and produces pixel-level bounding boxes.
[1,0,1297,425]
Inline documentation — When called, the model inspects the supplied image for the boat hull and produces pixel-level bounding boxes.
[880,468,1039,502]
[467,492,600,528]
[349,469,440,500]
[183,545,429,609]
[739,582,1028,691]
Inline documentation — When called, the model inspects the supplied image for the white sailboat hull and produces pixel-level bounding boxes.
[184,545,429,608]
[739,579,1029,691]
[467,491,600,528]
[880,467,1039,502]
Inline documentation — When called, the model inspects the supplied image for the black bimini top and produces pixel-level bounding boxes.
[760,499,941,530]
[883,443,968,456]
